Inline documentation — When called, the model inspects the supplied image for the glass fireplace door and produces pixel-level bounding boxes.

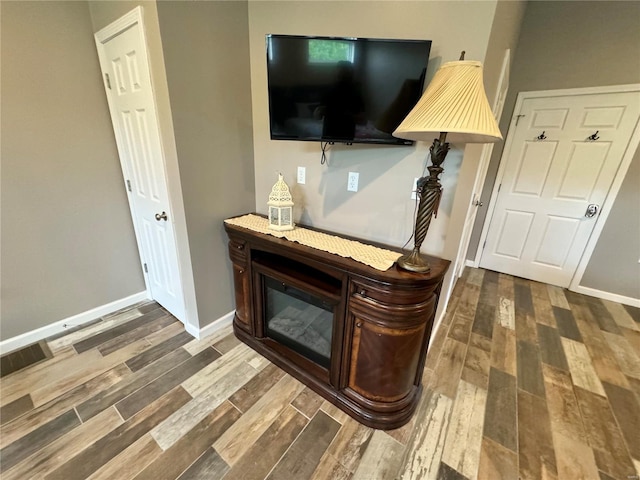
[263,277,334,369]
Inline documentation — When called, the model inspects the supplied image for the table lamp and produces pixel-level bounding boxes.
[393,52,503,273]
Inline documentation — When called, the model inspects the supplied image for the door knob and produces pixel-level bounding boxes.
[585,204,599,218]
[155,211,168,221]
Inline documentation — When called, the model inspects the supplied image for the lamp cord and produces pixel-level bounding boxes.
[401,196,419,250]
[320,142,332,165]
[401,150,432,250]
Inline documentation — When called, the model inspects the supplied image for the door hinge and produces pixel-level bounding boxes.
[498,183,502,192]
[104,73,111,90]
[143,263,148,273]
[483,240,486,250]
[126,180,132,192]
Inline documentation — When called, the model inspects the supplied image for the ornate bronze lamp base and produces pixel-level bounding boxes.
[397,132,450,273]
[397,247,431,272]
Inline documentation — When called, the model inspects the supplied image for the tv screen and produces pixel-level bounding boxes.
[266,34,432,146]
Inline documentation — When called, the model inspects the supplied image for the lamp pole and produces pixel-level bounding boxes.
[397,131,449,273]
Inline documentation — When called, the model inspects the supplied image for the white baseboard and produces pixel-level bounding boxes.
[465,259,478,269]
[571,285,640,308]
[184,310,234,340]
[0,292,149,355]
[427,308,448,350]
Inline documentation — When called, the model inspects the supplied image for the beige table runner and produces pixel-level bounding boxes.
[225,214,401,271]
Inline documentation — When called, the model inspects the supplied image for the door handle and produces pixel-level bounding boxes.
[474,200,483,207]
[585,204,599,218]
[155,211,168,221]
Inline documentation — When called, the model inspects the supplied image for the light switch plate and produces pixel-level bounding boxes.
[297,166,306,184]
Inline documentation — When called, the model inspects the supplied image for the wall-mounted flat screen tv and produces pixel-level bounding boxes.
[266,34,432,146]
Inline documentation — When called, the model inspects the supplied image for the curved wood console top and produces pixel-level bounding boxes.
[224,216,449,429]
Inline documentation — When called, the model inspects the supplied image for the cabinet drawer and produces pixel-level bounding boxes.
[350,277,431,306]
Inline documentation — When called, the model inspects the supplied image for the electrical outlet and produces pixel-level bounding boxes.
[347,172,359,192]
[411,177,419,200]
[297,166,306,184]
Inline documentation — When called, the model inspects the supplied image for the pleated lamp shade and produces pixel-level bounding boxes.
[393,60,502,144]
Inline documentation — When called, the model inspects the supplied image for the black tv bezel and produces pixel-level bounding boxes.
[265,34,432,147]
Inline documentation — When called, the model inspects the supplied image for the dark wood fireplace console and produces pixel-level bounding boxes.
[224,217,449,429]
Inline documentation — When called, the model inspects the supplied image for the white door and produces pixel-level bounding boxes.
[454,50,510,277]
[480,89,640,287]
[95,12,186,321]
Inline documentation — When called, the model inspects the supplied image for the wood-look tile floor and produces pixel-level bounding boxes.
[1,268,639,479]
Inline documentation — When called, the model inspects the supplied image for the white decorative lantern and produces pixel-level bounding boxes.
[267,173,294,231]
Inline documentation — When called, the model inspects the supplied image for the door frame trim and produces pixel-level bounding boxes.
[453,48,510,279]
[94,6,200,332]
[475,83,640,292]
[94,5,142,43]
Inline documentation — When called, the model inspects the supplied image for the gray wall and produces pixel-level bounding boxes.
[448,0,526,278]
[467,1,640,298]
[249,0,498,256]
[581,148,640,298]
[90,0,256,328]
[1,1,144,340]
[480,0,527,112]
[248,1,503,331]
[156,1,256,327]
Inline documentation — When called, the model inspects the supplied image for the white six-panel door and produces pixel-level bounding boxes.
[95,11,186,321]
[480,89,640,287]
